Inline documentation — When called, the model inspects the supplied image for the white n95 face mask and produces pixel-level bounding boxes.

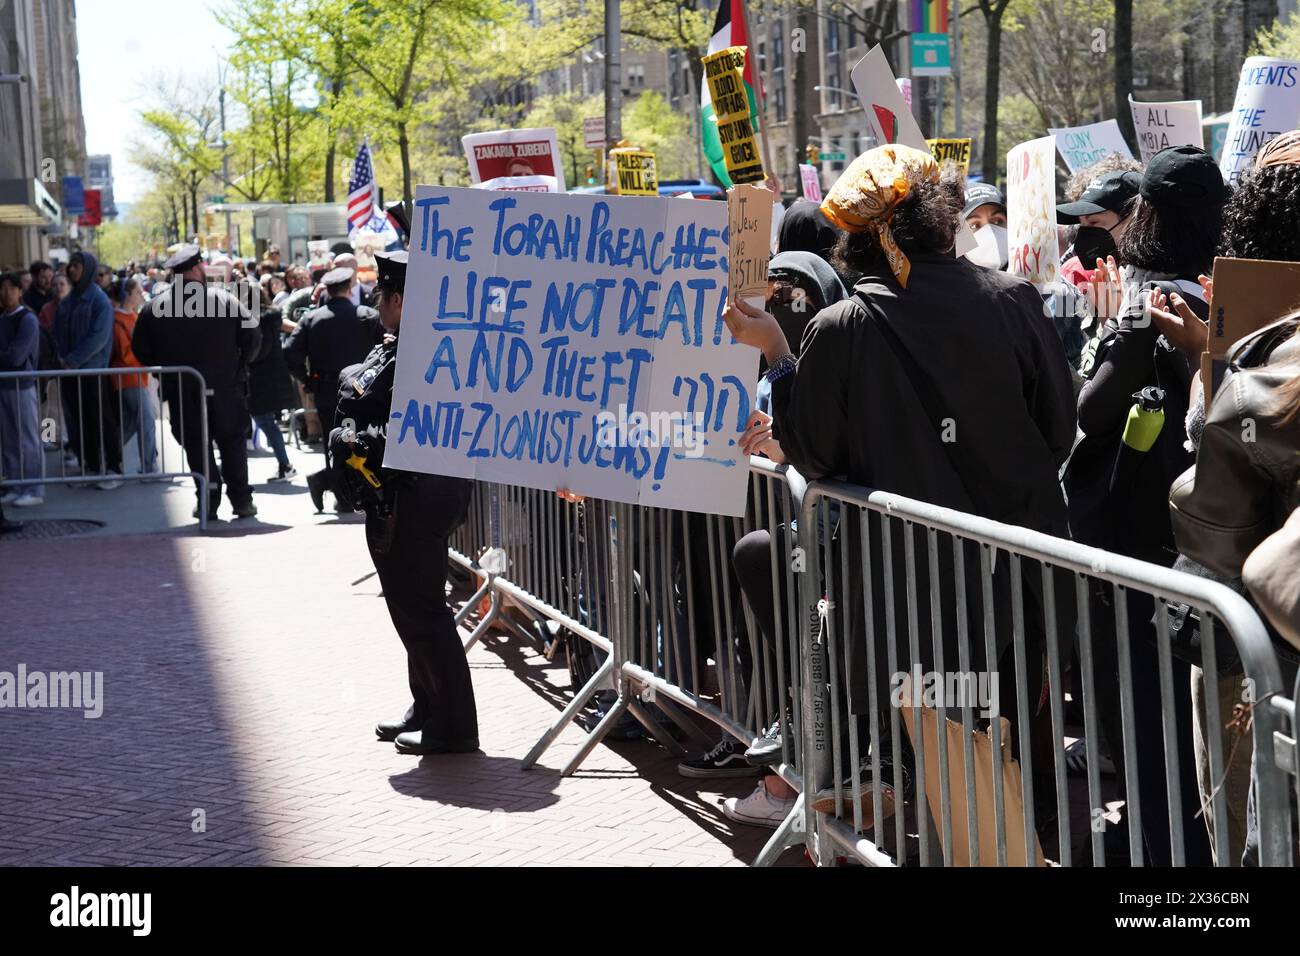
[963,224,1008,271]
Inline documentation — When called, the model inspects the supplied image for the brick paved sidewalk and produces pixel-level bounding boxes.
[0,523,804,866]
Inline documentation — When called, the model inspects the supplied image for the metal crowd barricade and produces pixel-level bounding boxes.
[1270,673,1300,859]
[445,461,806,802]
[794,480,1295,868]
[0,366,212,530]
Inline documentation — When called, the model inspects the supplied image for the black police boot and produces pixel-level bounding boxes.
[376,706,421,742]
[231,498,258,519]
[393,731,479,756]
[306,470,327,513]
[192,488,221,521]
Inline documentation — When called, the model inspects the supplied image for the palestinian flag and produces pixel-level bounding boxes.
[701,0,764,188]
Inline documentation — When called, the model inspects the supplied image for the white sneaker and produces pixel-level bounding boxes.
[95,472,123,490]
[722,781,796,829]
[12,494,44,507]
[0,491,18,504]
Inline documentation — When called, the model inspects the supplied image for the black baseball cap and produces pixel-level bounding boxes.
[962,182,1006,219]
[1139,145,1228,208]
[1056,170,1142,223]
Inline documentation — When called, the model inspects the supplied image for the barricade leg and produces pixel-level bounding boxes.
[462,588,501,654]
[753,792,805,867]
[521,654,616,771]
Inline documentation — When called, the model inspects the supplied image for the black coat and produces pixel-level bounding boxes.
[247,307,299,417]
[283,296,380,398]
[770,252,1078,713]
[132,281,260,396]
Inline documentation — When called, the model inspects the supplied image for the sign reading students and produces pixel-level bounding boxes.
[1220,56,1300,186]
[385,186,759,517]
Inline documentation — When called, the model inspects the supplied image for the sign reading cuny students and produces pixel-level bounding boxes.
[385,186,759,517]
[463,128,566,192]
[1046,119,1133,172]
[1220,56,1300,186]
[1128,96,1203,162]
[1005,135,1060,289]
[701,46,766,184]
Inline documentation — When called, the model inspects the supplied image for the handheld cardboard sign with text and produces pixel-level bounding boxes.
[701,46,766,185]
[1128,96,1203,163]
[728,183,774,311]
[462,128,566,191]
[474,175,560,193]
[1203,256,1300,409]
[926,137,972,176]
[387,186,759,517]
[1046,119,1134,173]
[850,45,975,257]
[1220,57,1300,186]
[611,149,659,197]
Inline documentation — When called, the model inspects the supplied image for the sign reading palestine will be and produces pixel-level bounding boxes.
[701,46,765,185]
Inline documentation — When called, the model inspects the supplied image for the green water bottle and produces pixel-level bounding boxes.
[1121,386,1166,453]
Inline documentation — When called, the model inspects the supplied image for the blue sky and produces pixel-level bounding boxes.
[76,0,234,203]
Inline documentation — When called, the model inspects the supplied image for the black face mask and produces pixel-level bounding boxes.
[1072,225,1118,266]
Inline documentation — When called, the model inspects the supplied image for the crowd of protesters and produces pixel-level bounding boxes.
[0,242,383,527]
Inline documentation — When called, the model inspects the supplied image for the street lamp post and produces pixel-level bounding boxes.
[217,60,232,255]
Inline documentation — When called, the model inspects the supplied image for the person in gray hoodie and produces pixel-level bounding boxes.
[54,251,122,484]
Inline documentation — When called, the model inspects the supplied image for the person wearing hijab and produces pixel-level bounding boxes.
[721,144,1077,828]
[776,199,857,286]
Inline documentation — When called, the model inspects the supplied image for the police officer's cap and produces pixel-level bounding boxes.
[322,266,355,287]
[375,251,408,294]
[164,244,203,272]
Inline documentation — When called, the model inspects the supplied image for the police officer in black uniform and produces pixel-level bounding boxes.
[331,251,478,755]
[284,265,380,511]
[132,245,261,521]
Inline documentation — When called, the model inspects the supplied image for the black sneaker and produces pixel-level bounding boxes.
[677,737,762,779]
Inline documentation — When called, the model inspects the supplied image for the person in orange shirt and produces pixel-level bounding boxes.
[110,277,158,474]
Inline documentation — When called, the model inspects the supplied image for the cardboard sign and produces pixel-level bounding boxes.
[926,137,972,175]
[583,116,606,151]
[1005,135,1060,289]
[799,163,822,201]
[1128,96,1203,162]
[462,128,566,191]
[701,46,765,184]
[728,183,774,309]
[1046,119,1134,173]
[386,186,759,517]
[1220,57,1300,187]
[1203,256,1300,409]
[850,45,975,257]
[611,149,659,197]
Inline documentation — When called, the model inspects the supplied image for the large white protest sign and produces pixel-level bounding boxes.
[1046,119,1133,172]
[463,128,566,192]
[1005,135,1060,289]
[1128,96,1203,162]
[850,45,975,256]
[385,186,759,517]
[1220,56,1300,186]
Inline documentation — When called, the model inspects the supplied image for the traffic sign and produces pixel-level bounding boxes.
[584,116,606,151]
[821,151,847,162]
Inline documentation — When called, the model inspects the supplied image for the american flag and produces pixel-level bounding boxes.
[346,142,378,231]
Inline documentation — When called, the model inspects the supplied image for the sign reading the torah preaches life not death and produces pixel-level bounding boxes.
[384,186,759,517]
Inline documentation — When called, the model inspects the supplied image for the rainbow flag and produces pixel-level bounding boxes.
[912,0,949,33]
